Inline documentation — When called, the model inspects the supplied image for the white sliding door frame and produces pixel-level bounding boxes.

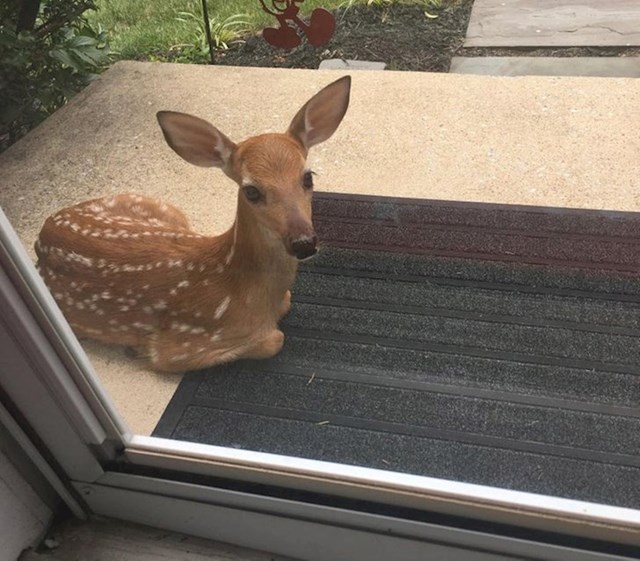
[1,207,639,560]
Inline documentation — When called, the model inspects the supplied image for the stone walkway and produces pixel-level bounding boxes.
[450,56,640,77]
[464,0,640,47]
[453,0,640,77]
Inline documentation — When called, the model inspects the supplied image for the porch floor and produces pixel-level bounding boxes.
[19,516,296,561]
[0,62,639,437]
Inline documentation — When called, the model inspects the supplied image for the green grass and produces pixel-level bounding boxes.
[87,0,357,60]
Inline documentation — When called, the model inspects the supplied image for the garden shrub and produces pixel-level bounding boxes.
[0,0,112,152]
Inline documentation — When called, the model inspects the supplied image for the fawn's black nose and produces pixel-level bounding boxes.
[290,236,317,260]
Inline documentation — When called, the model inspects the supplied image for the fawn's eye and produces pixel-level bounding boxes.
[303,171,314,190]
[243,185,262,203]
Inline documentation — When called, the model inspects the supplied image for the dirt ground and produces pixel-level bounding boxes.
[217,1,475,72]
[212,1,640,72]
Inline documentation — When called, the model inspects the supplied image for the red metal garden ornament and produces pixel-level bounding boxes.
[259,1,336,49]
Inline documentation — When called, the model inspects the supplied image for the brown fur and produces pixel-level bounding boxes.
[35,76,351,372]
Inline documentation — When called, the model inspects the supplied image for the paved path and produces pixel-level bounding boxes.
[465,0,640,47]
[450,56,640,77]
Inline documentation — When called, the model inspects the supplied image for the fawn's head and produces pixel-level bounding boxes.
[156,76,351,260]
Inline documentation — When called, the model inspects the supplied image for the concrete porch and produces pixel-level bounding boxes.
[0,61,639,435]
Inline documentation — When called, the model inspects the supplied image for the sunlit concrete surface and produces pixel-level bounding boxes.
[450,56,640,78]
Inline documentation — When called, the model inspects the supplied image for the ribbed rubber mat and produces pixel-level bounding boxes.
[154,193,640,508]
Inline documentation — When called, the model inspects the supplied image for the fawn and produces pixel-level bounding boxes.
[35,76,351,372]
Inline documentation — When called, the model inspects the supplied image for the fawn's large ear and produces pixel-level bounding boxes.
[156,111,236,168]
[287,75,351,150]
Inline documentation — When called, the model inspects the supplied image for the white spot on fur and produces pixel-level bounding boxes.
[171,322,192,333]
[51,247,93,267]
[130,205,148,216]
[214,296,230,320]
[88,203,104,213]
[149,346,159,365]
[224,246,234,265]
[169,353,189,363]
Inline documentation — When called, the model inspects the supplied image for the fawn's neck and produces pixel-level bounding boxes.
[212,205,298,288]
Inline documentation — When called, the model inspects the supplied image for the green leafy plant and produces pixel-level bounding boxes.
[0,1,113,151]
[175,10,249,62]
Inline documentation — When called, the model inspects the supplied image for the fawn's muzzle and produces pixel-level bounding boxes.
[289,235,318,260]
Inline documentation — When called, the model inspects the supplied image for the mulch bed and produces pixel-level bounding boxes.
[216,1,475,72]
[211,0,640,72]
